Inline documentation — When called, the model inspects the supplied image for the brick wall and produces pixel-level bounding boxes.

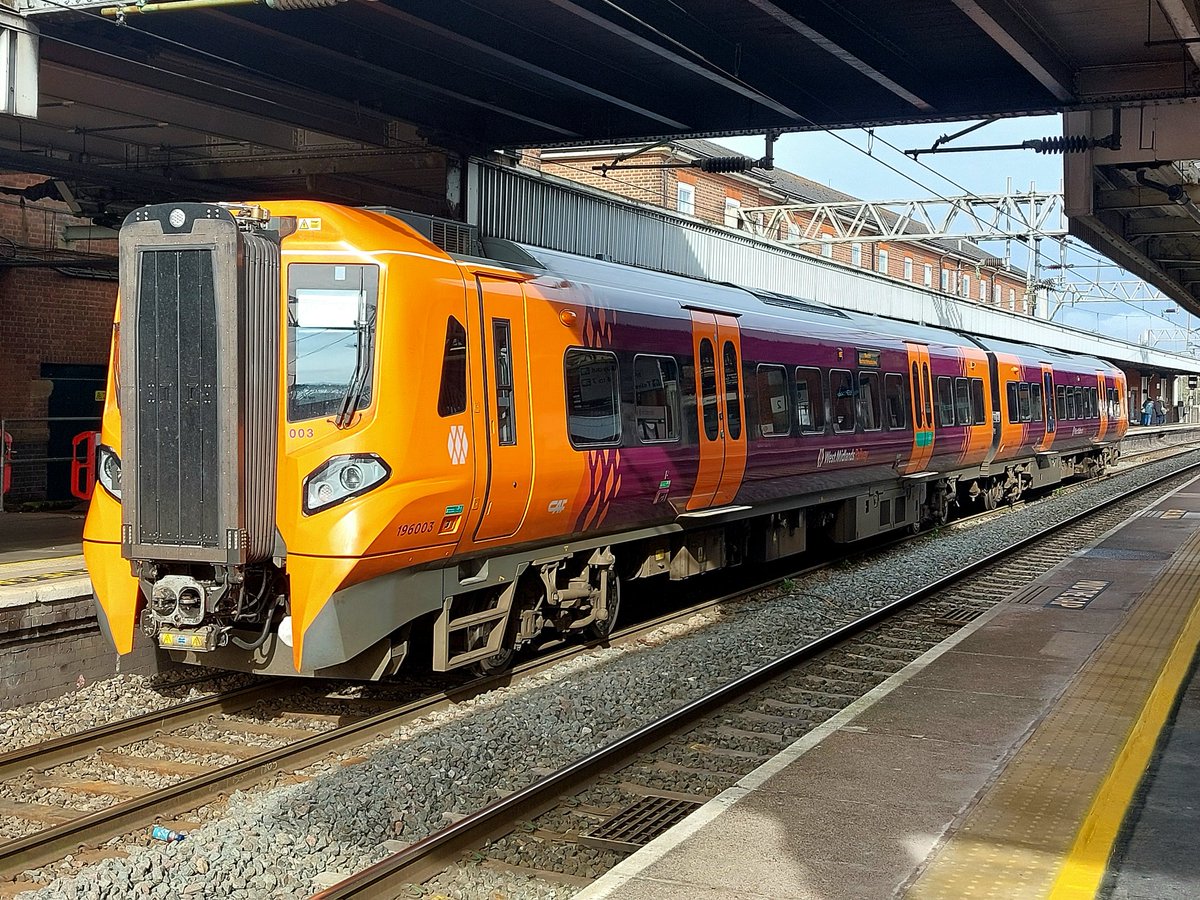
[0,174,117,502]
[0,596,162,708]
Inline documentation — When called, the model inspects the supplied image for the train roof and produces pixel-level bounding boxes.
[495,240,981,351]
[488,240,1124,373]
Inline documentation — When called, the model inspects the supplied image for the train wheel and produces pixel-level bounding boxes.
[585,570,621,642]
[471,645,515,678]
[982,482,1003,510]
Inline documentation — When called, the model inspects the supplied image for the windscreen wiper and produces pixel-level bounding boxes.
[335,305,375,429]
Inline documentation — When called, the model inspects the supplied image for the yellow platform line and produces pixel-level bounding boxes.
[908,527,1200,899]
[0,553,85,572]
[1048,581,1200,899]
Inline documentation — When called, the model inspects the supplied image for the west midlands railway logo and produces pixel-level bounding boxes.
[447,426,469,465]
[816,448,868,468]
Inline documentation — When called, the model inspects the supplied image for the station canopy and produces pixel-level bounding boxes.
[7,0,1200,311]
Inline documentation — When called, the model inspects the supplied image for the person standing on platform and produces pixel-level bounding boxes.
[1142,397,1155,426]
[1154,397,1166,425]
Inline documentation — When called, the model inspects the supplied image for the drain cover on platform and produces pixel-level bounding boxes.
[935,606,985,625]
[579,795,701,852]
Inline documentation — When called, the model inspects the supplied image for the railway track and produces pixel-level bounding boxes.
[312,458,1200,899]
[3,447,1196,891]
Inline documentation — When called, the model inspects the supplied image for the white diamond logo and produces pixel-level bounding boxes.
[448,425,468,465]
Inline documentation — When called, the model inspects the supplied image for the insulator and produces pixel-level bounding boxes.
[698,156,754,173]
[1029,135,1092,155]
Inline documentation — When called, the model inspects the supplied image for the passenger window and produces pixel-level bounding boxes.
[859,371,881,431]
[884,373,908,429]
[1006,382,1020,424]
[493,320,516,445]
[1066,387,1077,419]
[954,377,971,425]
[1030,382,1043,423]
[795,367,826,433]
[634,355,680,443]
[937,376,955,426]
[1075,386,1085,418]
[911,362,923,428]
[698,339,719,441]
[1018,383,1032,422]
[1090,387,1099,418]
[565,349,620,447]
[756,364,790,437]
[970,378,986,425]
[723,341,742,440]
[1056,385,1067,420]
[831,368,856,433]
[436,316,467,417]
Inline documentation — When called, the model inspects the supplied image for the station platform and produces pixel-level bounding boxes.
[0,510,87,605]
[0,510,157,707]
[578,475,1200,900]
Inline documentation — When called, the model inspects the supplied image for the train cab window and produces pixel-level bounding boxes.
[970,378,986,425]
[286,263,380,422]
[723,342,742,440]
[937,376,955,426]
[565,349,621,447]
[831,369,857,433]
[859,371,881,431]
[795,367,826,433]
[911,362,923,428]
[756,364,791,437]
[1056,385,1067,420]
[954,377,971,425]
[1030,382,1043,422]
[884,373,908,429]
[1018,383,1032,422]
[633,355,680,443]
[492,320,516,445]
[698,339,720,441]
[437,317,468,417]
[1006,382,1020,424]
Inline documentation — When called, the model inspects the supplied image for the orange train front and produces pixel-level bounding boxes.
[83,202,1127,678]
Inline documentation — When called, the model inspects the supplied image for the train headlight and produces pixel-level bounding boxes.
[96,444,122,500]
[303,453,390,515]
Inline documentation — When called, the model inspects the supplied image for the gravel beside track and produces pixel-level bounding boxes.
[13,450,1200,899]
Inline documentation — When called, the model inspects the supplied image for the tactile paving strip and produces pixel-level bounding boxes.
[908,529,1200,899]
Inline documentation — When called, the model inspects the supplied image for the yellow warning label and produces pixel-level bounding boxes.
[297,218,322,231]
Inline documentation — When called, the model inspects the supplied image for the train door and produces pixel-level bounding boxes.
[473,275,534,541]
[686,309,746,510]
[903,342,935,472]
[1096,371,1110,440]
[1036,365,1055,450]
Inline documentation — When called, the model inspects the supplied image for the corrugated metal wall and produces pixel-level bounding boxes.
[470,161,1193,371]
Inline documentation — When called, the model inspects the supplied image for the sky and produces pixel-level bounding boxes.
[712,117,1200,356]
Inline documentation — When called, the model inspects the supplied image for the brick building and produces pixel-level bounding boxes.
[536,140,1030,313]
[0,174,117,504]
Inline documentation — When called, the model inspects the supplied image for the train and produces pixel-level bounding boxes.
[83,201,1127,679]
